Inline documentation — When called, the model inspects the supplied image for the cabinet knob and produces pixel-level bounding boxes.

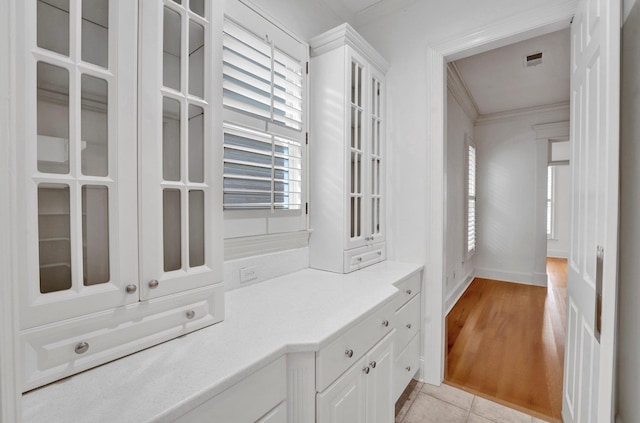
[357,257,363,262]
[381,320,389,327]
[148,280,159,289]
[74,342,90,355]
[377,251,382,256]
[345,349,354,358]
[362,366,370,374]
[125,284,137,294]
[186,310,196,320]
[405,366,411,372]
[406,323,412,329]
[406,289,412,295]
[369,360,377,368]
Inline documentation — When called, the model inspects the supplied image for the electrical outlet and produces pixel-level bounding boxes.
[240,266,258,283]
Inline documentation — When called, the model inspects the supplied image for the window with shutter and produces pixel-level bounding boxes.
[466,140,476,255]
[222,2,307,241]
[547,166,555,238]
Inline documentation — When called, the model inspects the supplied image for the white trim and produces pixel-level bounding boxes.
[224,231,310,260]
[533,120,571,139]
[445,273,474,315]
[0,0,19,419]
[548,249,569,259]
[446,63,479,122]
[475,101,571,126]
[475,268,548,287]
[309,23,390,72]
[427,0,577,386]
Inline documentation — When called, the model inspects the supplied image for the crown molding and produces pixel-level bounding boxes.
[475,101,570,126]
[446,62,479,122]
[309,23,390,72]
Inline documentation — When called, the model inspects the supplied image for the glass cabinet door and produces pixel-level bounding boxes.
[348,57,365,247]
[369,71,384,243]
[139,0,222,301]
[19,0,139,328]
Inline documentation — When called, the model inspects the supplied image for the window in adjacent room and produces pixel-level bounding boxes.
[465,136,476,256]
[547,165,555,239]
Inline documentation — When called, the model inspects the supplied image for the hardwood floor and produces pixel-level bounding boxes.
[445,258,567,422]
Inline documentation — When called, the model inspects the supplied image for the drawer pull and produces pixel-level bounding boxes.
[345,349,354,358]
[405,366,411,372]
[185,310,196,320]
[125,284,137,294]
[381,320,389,327]
[362,366,370,374]
[406,289,412,295]
[148,279,159,289]
[357,257,363,262]
[369,360,377,368]
[74,342,89,355]
[406,323,412,329]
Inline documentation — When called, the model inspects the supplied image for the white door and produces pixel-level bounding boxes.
[317,356,367,423]
[366,334,393,423]
[563,0,620,421]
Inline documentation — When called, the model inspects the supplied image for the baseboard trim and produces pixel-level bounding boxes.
[445,272,475,315]
[547,249,569,259]
[475,268,547,287]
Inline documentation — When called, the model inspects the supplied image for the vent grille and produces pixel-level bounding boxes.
[525,52,543,67]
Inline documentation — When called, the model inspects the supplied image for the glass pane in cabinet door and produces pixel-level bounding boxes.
[163,189,182,272]
[163,7,182,91]
[188,105,204,183]
[350,197,356,238]
[37,0,69,56]
[356,110,362,150]
[81,74,108,176]
[351,62,356,104]
[163,97,181,181]
[357,66,362,107]
[37,62,70,174]
[189,190,204,267]
[82,185,110,285]
[190,0,205,17]
[82,0,109,68]
[188,21,205,98]
[350,107,356,149]
[38,184,72,293]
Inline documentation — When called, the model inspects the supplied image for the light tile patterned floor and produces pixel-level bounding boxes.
[396,381,551,423]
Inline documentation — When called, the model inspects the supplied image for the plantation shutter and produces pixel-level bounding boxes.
[467,144,476,253]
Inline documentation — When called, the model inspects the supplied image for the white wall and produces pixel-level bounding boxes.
[547,164,571,258]
[445,89,475,311]
[474,108,569,285]
[617,1,640,421]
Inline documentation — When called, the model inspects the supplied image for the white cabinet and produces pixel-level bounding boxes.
[309,24,389,274]
[15,0,224,391]
[317,334,394,423]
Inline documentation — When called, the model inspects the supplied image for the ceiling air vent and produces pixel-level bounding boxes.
[525,51,543,67]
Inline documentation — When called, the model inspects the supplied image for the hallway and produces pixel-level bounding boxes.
[444,258,567,422]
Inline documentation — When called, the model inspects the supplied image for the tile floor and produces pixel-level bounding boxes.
[395,381,551,423]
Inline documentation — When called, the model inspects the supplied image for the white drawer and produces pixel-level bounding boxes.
[343,243,386,273]
[394,294,421,353]
[176,356,287,423]
[316,300,394,392]
[393,271,421,310]
[393,332,421,402]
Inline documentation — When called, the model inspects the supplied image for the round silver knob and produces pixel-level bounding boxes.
[148,280,159,289]
[345,349,354,358]
[357,257,363,262]
[74,342,89,355]
[406,289,412,295]
[377,251,382,256]
[185,310,196,320]
[406,366,411,372]
[406,323,412,329]
[362,366,370,374]
[369,360,377,368]
[381,320,389,327]
[125,284,137,294]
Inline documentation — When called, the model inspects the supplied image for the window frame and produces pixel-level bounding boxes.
[464,134,476,258]
[547,165,556,239]
[221,0,309,254]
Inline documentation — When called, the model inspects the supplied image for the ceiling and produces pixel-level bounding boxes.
[452,28,571,116]
[320,0,416,26]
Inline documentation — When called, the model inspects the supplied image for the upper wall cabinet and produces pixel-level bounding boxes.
[308,24,389,274]
[14,0,223,391]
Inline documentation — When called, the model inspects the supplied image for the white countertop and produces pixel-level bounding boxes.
[22,261,423,423]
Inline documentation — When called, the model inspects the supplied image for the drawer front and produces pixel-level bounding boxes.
[393,332,421,402]
[394,271,421,310]
[177,356,287,423]
[394,294,421,352]
[316,300,394,392]
[21,284,224,391]
[343,243,386,273]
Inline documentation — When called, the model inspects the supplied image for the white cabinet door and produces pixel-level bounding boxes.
[367,67,385,246]
[17,0,139,329]
[317,356,367,423]
[366,334,393,423]
[138,0,223,300]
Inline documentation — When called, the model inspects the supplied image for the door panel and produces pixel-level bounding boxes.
[317,356,367,423]
[563,0,620,422]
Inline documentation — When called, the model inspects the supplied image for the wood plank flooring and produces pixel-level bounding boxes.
[445,258,567,422]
